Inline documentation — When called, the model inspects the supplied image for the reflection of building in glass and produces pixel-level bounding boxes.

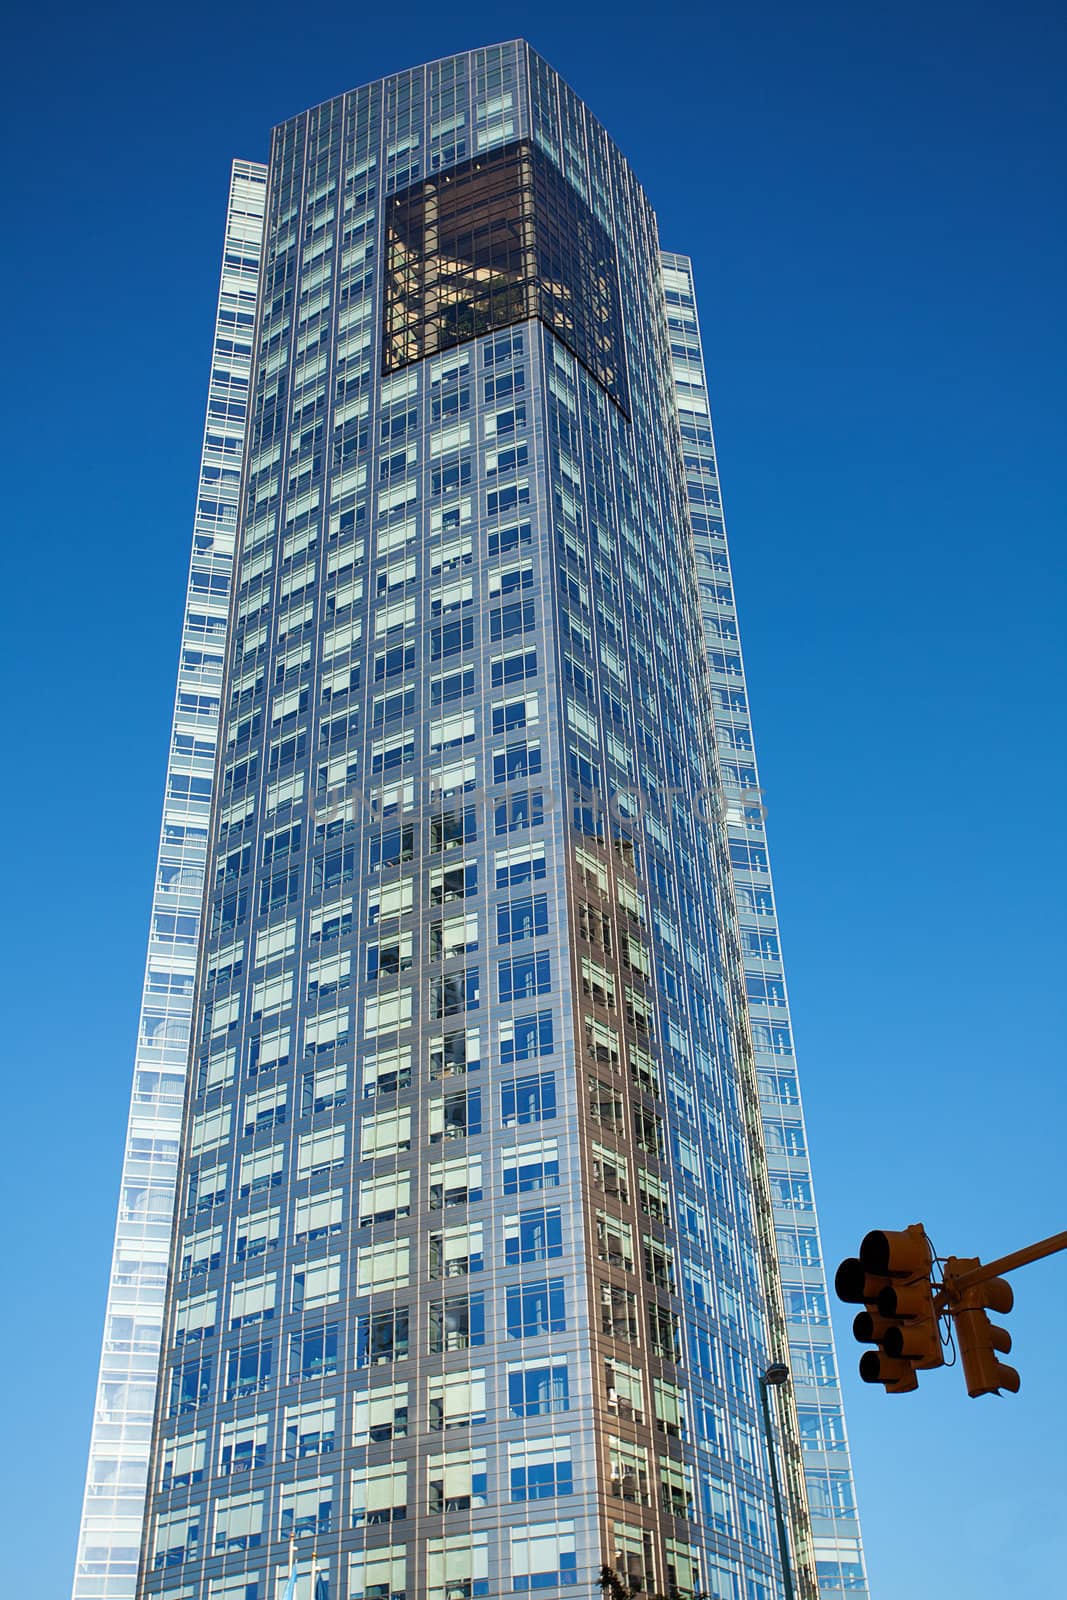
[384,140,628,410]
[74,41,868,1600]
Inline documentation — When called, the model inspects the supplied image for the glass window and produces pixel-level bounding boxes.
[506,1278,566,1338]
[507,1359,569,1418]
[509,1437,573,1502]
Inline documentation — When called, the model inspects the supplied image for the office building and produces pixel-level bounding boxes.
[74,41,867,1600]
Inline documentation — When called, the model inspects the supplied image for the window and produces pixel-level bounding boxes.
[361,1046,412,1097]
[653,1376,686,1437]
[638,1167,671,1225]
[600,1282,639,1342]
[212,1493,264,1555]
[588,1077,623,1132]
[299,1061,346,1118]
[596,1212,634,1271]
[364,990,412,1035]
[507,1358,569,1418]
[352,1381,408,1444]
[609,1436,649,1505]
[297,1128,345,1177]
[356,1308,409,1367]
[351,1461,407,1526]
[427,1371,487,1431]
[430,1024,482,1080]
[283,1398,335,1459]
[428,1447,488,1513]
[797,1405,848,1453]
[152,1506,200,1567]
[429,1222,484,1278]
[160,1430,206,1489]
[504,1208,563,1265]
[238,1146,284,1196]
[494,740,541,783]
[368,823,414,871]
[429,1292,485,1352]
[500,1068,555,1123]
[634,1106,664,1158]
[349,1544,406,1600]
[365,881,411,925]
[430,858,478,903]
[612,1523,655,1597]
[660,1456,695,1519]
[491,647,537,686]
[592,1143,629,1203]
[430,910,479,958]
[181,1225,221,1277]
[498,951,551,1002]
[605,1358,644,1420]
[585,1016,620,1070]
[242,1082,288,1132]
[428,1152,483,1209]
[502,1139,559,1195]
[499,1017,550,1068]
[280,1475,333,1538]
[229,1273,276,1329]
[580,956,616,1009]
[497,893,549,944]
[510,1520,578,1590]
[506,1278,566,1338]
[354,1240,409,1294]
[495,789,544,835]
[430,966,480,1018]
[428,1088,483,1139]
[359,1106,412,1158]
[365,931,413,978]
[293,1192,343,1243]
[643,1235,675,1292]
[508,1437,573,1501]
[648,1302,679,1360]
[169,1355,212,1416]
[357,1173,411,1227]
[289,1325,337,1381]
[430,805,477,852]
[224,1341,272,1401]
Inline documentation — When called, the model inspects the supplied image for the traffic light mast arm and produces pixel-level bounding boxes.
[936,1230,1067,1310]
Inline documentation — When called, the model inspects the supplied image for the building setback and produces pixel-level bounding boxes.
[73,40,867,1600]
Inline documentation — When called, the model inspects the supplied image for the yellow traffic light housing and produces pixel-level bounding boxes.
[835,1223,944,1392]
[944,1257,1020,1397]
[836,1224,1065,1400]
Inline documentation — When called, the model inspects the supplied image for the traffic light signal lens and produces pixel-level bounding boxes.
[859,1351,883,1384]
[860,1230,892,1274]
[834,1258,867,1304]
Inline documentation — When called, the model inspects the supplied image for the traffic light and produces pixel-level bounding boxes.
[944,1256,1020,1397]
[835,1223,944,1392]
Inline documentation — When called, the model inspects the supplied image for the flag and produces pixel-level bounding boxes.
[281,1539,298,1600]
[314,1573,329,1600]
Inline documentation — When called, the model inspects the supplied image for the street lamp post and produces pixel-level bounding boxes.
[758,1361,796,1600]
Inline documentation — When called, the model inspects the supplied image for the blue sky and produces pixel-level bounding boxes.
[1,1,1064,1594]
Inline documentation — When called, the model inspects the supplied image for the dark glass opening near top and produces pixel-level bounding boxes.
[383,139,629,414]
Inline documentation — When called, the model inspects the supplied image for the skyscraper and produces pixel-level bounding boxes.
[72,159,267,1600]
[75,41,867,1600]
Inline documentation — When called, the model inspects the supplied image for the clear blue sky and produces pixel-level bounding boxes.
[1,1,1063,1594]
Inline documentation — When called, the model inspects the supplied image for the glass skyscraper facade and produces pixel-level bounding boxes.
[72,160,267,1600]
[661,254,866,1596]
[75,41,867,1600]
